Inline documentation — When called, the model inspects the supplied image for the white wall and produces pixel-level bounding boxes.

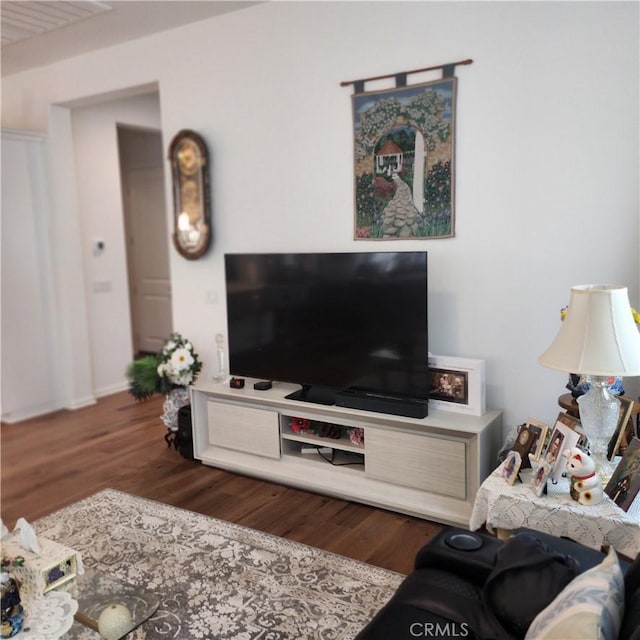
[1,1,638,433]
[71,93,163,396]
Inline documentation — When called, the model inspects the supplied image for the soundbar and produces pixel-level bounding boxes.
[335,389,428,419]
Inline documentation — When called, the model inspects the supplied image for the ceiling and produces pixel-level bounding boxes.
[1,1,260,77]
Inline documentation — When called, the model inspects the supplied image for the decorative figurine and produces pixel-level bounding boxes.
[564,447,603,505]
[0,573,24,638]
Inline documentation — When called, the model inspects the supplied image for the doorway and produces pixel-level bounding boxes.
[118,126,172,355]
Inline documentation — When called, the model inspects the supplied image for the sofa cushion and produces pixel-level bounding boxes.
[482,532,579,637]
[524,547,624,640]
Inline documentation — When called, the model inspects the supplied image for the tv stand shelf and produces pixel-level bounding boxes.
[190,379,502,526]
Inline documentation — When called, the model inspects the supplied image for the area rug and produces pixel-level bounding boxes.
[34,489,403,639]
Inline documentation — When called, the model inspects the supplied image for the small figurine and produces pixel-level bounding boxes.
[564,447,603,505]
[0,573,24,638]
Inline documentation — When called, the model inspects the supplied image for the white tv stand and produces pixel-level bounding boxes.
[190,379,502,526]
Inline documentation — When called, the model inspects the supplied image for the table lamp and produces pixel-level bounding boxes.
[538,285,640,480]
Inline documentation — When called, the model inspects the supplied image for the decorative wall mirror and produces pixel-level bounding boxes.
[168,129,212,259]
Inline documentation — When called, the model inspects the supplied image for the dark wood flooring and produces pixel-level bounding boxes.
[1,391,442,574]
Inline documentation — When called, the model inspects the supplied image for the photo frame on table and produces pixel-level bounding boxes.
[543,420,580,483]
[428,355,485,416]
[530,459,552,498]
[605,437,640,511]
[521,419,549,461]
[607,397,636,461]
[502,450,522,486]
[556,412,588,449]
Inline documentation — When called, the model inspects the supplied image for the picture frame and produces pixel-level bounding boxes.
[607,397,637,461]
[543,420,580,483]
[556,412,588,450]
[428,355,485,416]
[522,419,549,461]
[502,450,522,486]
[530,459,552,497]
[605,436,640,511]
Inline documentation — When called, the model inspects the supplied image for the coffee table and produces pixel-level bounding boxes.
[62,569,160,638]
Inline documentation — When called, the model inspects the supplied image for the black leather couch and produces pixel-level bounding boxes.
[356,527,640,640]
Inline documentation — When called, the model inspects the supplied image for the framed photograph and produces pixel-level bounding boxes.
[530,459,552,497]
[428,355,485,416]
[522,419,549,461]
[605,437,640,511]
[556,412,588,449]
[543,420,580,483]
[607,397,637,461]
[502,450,522,486]
[511,423,540,469]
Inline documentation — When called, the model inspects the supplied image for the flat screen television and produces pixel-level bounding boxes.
[224,251,429,417]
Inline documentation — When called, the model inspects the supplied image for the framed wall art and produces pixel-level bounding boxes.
[428,355,485,416]
[168,129,212,260]
[351,78,457,240]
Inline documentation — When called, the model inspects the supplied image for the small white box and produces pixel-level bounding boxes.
[1,535,81,601]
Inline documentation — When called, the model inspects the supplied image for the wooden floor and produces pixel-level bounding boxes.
[1,391,442,574]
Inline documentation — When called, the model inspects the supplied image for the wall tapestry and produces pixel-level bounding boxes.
[352,77,456,240]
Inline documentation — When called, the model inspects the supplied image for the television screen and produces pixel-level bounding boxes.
[224,252,428,408]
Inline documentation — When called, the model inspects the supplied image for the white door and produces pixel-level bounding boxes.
[123,165,172,353]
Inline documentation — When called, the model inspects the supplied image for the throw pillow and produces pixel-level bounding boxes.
[524,547,625,640]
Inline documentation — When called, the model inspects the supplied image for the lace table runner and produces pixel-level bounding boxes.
[21,591,78,640]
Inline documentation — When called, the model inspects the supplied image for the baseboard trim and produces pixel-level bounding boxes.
[94,381,129,399]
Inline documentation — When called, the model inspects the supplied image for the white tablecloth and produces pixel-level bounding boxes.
[470,465,640,559]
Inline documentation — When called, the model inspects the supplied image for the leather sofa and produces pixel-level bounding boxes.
[356,527,640,640]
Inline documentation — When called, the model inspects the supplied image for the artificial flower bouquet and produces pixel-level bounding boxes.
[157,333,202,388]
[126,332,203,401]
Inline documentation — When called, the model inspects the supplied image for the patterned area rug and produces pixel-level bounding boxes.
[34,489,403,639]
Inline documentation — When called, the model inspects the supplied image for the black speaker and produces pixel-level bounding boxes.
[176,404,195,460]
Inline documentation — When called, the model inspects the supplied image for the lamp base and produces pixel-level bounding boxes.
[576,376,620,482]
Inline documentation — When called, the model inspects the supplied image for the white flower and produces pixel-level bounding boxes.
[171,348,194,372]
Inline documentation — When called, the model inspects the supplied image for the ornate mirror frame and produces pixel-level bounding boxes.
[168,129,212,260]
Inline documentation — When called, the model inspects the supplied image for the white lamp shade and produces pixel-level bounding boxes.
[538,285,640,376]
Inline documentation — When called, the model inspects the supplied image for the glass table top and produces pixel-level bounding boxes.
[61,569,160,639]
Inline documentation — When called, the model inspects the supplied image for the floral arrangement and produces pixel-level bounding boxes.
[126,332,202,401]
[157,333,202,387]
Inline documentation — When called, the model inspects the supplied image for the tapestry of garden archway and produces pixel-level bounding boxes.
[352,77,456,239]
